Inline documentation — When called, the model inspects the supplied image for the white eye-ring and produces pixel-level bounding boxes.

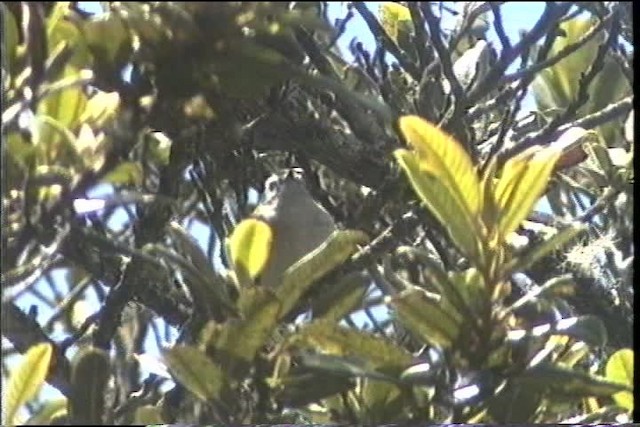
[264,175,281,199]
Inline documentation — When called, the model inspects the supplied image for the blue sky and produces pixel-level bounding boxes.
[2,1,555,420]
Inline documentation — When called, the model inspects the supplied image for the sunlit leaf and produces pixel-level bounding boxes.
[506,315,607,348]
[277,230,368,321]
[395,149,482,260]
[1,3,19,73]
[227,218,273,287]
[162,345,224,401]
[605,349,633,411]
[3,343,53,426]
[297,351,395,382]
[493,146,562,236]
[289,320,412,376]
[82,14,132,68]
[379,2,412,43]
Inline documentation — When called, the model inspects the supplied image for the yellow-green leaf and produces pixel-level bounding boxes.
[133,405,165,425]
[80,91,120,128]
[212,287,281,378]
[277,230,369,320]
[605,349,633,411]
[162,345,224,401]
[399,116,482,215]
[102,161,143,186]
[395,149,482,260]
[228,218,273,286]
[391,288,461,349]
[1,3,19,73]
[290,320,412,376]
[379,2,412,43]
[3,343,53,426]
[24,398,68,425]
[494,146,562,236]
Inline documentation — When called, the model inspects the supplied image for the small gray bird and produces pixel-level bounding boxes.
[251,168,337,288]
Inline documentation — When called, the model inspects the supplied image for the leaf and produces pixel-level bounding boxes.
[3,342,53,426]
[24,398,68,425]
[102,161,143,186]
[289,320,412,376]
[504,222,586,275]
[395,149,482,261]
[379,2,412,43]
[276,371,354,408]
[213,287,281,378]
[68,347,110,425]
[276,230,369,321]
[390,288,461,349]
[227,218,273,286]
[605,349,633,411]
[162,345,224,401]
[506,315,607,348]
[311,272,369,322]
[1,3,19,73]
[517,363,632,398]
[82,14,132,68]
[133,405,165,425]
[79,90,120,128]
[493,145,562,237]
[296,351,395,383]
[398,116,482,217]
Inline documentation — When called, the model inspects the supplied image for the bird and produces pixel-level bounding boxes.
[240,167,337,288]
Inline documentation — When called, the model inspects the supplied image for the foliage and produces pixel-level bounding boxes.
[1,1,633,424]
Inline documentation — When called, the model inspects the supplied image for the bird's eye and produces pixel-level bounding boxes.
[264,176,280,197]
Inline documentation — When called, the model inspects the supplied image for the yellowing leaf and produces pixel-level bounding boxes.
[605,349,634,411]
[80,91,120,128]
[394,149,482,260]
[228,218,273,286]
[3,343,53,426]
[379,2,412,43]
[493,146,562,237]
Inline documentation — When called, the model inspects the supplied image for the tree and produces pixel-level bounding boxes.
[1,2,634,424]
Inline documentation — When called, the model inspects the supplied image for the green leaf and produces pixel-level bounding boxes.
[3,343,53,426]
[1,3,19,73]
[289,320,412,376]
[493,146,562,237]
[213,287,281,378]
[68,347,110,425]
[312,272,369,322]
[102,161,143,186]
[162,345,224,401]
[390,288,461,349]
[276,230,369,321]
[227,218,273,286]
[276,369,354,408]
[517,363,631,398]
[395,149,482,261]
[297,351,396,383]
[504,222,586,275]
[506,315,607,348]
[24,398,68,425]
[605,349,633,411]
[133,405,165,425]
[82,14,132,68]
